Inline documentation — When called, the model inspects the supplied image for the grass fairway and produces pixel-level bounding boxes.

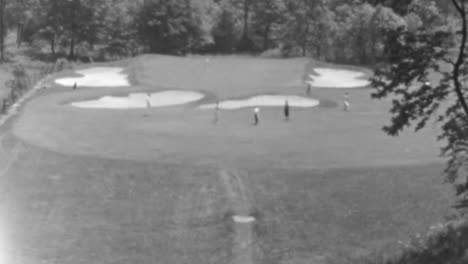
[0,55,456,264]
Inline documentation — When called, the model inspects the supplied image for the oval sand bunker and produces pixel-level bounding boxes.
[200,95,319,110]
[306,68,370,88]
[232,215,256,224]
[55,67,130,87]
[71,90,204,109]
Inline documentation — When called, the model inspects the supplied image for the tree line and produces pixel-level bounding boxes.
[0,0,456,64]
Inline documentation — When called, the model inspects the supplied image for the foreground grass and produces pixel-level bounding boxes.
[0,130,454,264]
[0,133,234,264]
[246,165,454,264]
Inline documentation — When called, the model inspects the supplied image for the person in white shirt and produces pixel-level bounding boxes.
[145,93,151,116]
[254,107,260,125]
[344,92,350,111]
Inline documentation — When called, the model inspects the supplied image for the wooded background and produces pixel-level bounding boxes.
[1,0,457,64]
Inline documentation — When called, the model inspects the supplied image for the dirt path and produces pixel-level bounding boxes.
[219,169,254,264]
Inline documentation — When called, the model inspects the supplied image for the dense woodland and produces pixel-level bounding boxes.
[0,0,458,64]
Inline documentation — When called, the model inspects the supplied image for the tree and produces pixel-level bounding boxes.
[404,12,423,32]
[234,0,254,52]
[0,0,5,61]
[369,5,406,62]
[100,0,139,58]
[370,0,468,207]
[281,0,323,57]
[309,4,337,60]
[33,0,63,56]
[135,0,208,54]
[30,0,107,59]
[350,3,376,64]
[333,2,376,64]
[212,2,239,53]
[62,0,107,60]
[408,0,443,28]
[4,0,37,48]
[251,0,285,51]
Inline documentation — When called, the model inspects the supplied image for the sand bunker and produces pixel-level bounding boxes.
[55,67,130,87]
[232,215,256,224]
[306,68,370,88]
[71,90,204,109]
[200,95,319,110]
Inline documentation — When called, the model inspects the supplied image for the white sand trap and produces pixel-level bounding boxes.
[55,67,130,87]
[232,215,256,224]
[71,90,204,109]
[200,95,319,110]
[307,68,370,88]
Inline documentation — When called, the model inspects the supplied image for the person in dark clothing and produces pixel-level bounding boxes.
[306,82,311,95]
[254,107,260,125]
[214,101,219,124]
[284,100,290,121]
[72,82,77,90]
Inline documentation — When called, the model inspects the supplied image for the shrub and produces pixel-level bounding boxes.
[360,219,468,264]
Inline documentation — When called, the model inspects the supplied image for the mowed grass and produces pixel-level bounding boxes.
[0,133,234,264]
[0,54,457,264]
[14,55,443,168]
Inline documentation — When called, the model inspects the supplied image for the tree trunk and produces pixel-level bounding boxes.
[302,22,309,57]
[50,36,56,56]
[315,24,323,59]
[68,0,78,60]
[17,23,23,48]
[263,24,271,51]
[242,0,250,37]
[0,0,5,62]
[451,0,468,117]
[69,37,75,60]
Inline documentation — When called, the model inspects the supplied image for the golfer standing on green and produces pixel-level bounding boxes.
[284,100,290,121]
[344,92,350,111]
[306,82,311,95]
[214,101,220,124]
[254,107,260,125]
[144,93,151,116]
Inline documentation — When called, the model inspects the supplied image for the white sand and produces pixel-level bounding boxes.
[306,68,370,88]
[200,95,319,110]
[232,215,256,224]
[55,67,130,87]
[71,90,204,109]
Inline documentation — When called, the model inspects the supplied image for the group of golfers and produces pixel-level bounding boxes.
[214,88,351,126]
[71,78,352,125]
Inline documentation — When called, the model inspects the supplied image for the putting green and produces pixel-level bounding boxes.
[11,55,443,169]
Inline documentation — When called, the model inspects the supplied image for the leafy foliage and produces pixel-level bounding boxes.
[370,3,468,207]
[0,0,456,64]
[360,220,468,264]
[135,0,209,54]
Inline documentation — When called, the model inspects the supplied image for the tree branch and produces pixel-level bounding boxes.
[451,0,468,117]
[442,56,456,66]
